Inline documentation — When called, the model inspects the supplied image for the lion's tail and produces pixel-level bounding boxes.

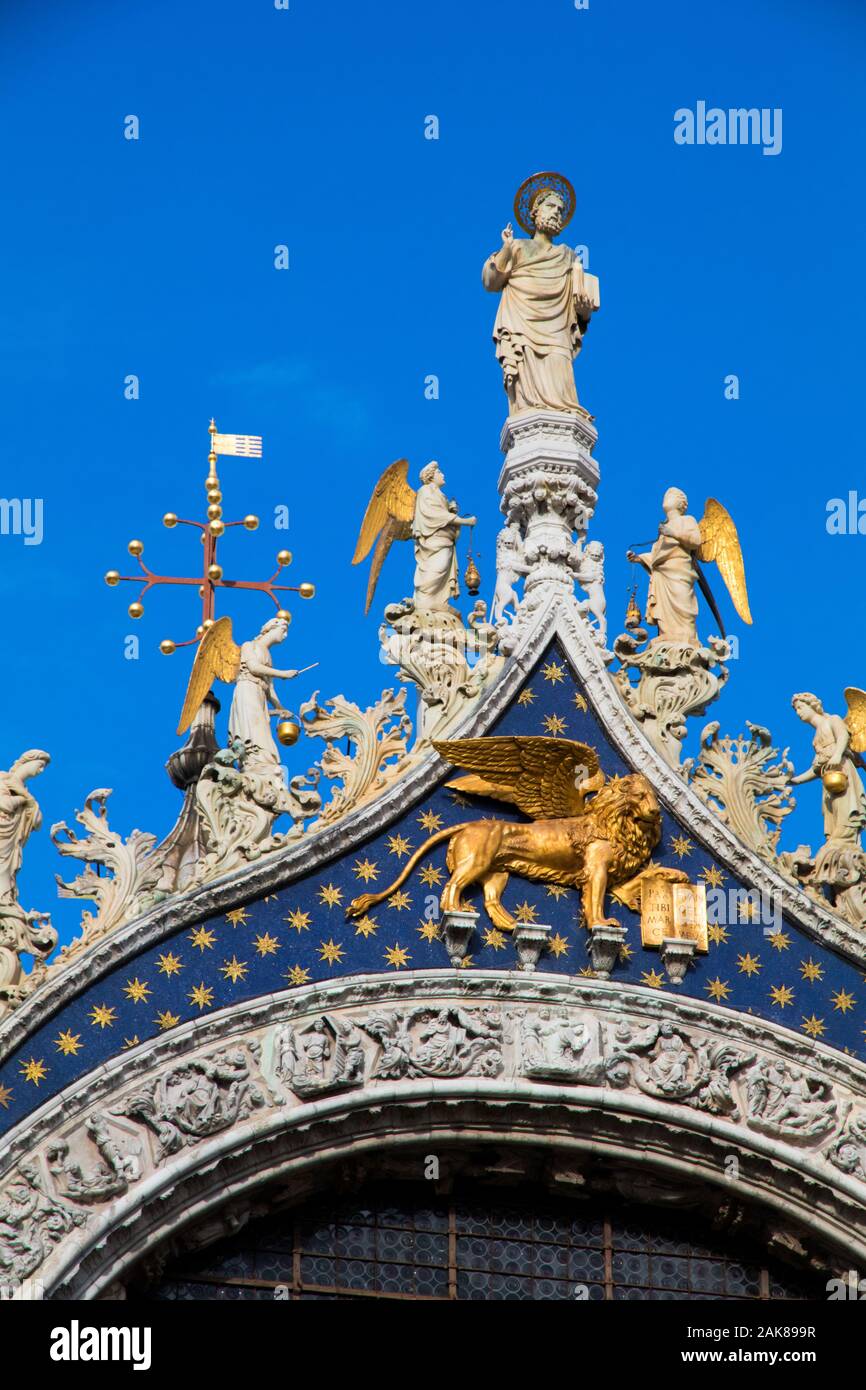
[346,823,473,918]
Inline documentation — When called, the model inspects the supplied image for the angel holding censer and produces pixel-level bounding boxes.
[626,488,753,643]
[352,459,477,614]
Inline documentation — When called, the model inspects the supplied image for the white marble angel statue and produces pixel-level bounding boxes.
[791,690,866,847]
[626,489,752,645]
[0,751,49,910]
[352,458,476,614]
[482,172,600,416]
[177,616,316,776]
[573,539,607,646]
[490,522,528,624]
[0,750,56,1009]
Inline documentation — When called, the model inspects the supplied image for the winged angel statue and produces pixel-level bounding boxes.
[347,735,667,930]
[627,490,751,643]
[352,459,476,615]
[176,615,313,775]
[791,688,866,847]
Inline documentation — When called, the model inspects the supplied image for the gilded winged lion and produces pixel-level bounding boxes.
[346,735,662,931]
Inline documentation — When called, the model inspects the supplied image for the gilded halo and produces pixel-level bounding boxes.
[513,171,576,234]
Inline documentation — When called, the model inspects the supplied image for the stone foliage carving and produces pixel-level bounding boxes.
[193,738,321,883]
[826,1113,866,1179]
[613,631,731,768]
[0,1160,85,1293]
[359,1005,504,1079]
[50,790,164,958]
[111,1044,275,1162]
[685,722,795,860]
[299,687,413,825]
[496,412,599,657]
[378,599,502,745]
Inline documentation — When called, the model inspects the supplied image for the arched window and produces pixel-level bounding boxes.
[133,1184,826,1301]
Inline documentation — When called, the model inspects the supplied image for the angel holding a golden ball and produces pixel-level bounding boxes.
[791,690,866,846]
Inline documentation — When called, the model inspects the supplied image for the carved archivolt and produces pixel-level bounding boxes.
[4,974,866,1297]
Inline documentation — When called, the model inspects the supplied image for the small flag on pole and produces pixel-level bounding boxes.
[212,433,262,458]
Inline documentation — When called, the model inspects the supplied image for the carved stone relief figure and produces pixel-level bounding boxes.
[518,1008,607,1083]
[112,1046,273,1163]
[743,1059,837,1141]
[606,1020,752,1117]
[275,1015,366,1097]
[46,1113,142,1206]
[358,1006,503,1080]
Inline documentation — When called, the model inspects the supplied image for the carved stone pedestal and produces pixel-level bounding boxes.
[659,937,697,985]
[586,922,626,980]
[441,909,478,967]
[379,599,501,745]
[497,411,599,654]
[513,922,551,972]
[613,632,730,768]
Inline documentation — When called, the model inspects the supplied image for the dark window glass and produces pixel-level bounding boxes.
[135,1185,825,1302]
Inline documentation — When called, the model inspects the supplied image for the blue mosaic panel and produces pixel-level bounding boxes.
[2,640,864,1133]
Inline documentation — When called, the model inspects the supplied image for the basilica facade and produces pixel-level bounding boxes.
[2,176,865,1303]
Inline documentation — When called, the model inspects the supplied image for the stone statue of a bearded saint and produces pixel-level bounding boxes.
[482,173,599,416]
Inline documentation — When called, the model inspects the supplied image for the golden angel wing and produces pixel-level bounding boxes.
[698,497,753,625]
[352,459,415,613]
[176,616,241,735]
[844,687,866,754]
[432,735,602,820]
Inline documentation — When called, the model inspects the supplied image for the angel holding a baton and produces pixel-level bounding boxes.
[176,615,318,775]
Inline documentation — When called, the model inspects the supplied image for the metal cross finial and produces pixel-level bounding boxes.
[104,420,315,652]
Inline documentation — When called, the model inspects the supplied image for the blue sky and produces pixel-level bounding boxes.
[1,0,865,947]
